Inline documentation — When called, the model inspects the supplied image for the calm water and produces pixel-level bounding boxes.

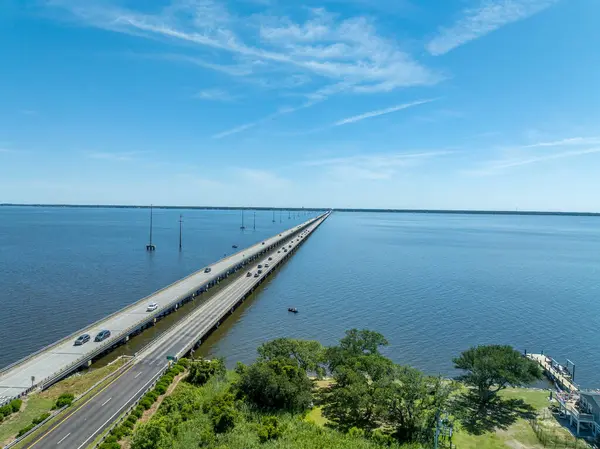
[2,208,600,387]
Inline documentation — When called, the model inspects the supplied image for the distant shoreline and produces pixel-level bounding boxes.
[1,203,600,217]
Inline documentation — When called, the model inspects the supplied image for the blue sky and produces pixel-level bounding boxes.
[1,0,599,211]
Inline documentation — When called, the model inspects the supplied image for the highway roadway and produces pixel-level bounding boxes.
[0,214,324,405]
[21,214,328,449]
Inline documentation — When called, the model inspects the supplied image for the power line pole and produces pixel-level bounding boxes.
[179,214,183,251]
[253,211,256,231]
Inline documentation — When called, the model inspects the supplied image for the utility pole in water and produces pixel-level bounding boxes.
[272,210,275,223]
[253,211,256,231]
[179,214,183,251]
[146,205,156,251]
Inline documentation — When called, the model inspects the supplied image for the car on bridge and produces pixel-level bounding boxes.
[265,264,269,268]
[146,302,158,312]
[94,330,111,342]
[246,272,252,277]
[258,269,263,274]
[204,267,212,273]
[74,334,90,346]
[254,273,259,278]
[258,264,263,268]
[268,257,272,260]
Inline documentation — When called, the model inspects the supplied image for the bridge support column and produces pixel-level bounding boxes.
[87,360,92,367]
[153,317,157,325]
[125,335,130,342]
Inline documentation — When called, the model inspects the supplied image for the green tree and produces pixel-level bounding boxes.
[323,354,394,431]
[186,358,226,386]
[385,366,454,443]
[236,359,313,412]
[130,419,172,449]
[453,345,542,405]
[257,338,325,376]
[326,329,388,372]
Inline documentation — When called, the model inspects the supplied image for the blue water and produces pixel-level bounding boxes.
[2,208,600,387]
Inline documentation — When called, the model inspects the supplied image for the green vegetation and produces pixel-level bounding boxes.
[125,330,590,449]
[52,392,74,409]
[453,345,543,406]
[0,399,23,422]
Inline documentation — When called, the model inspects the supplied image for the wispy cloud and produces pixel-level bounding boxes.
[194,88,237,101]
[517,137,600,149]
[470,147,600,176]
[49,1,439,95]
[87,151,141,161]
[303,150,452,180]
[426,0,558,56]
[333,99,436,127]
[20,109,38,115]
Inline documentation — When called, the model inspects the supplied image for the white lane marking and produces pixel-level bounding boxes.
[101,397,112,406]
[57,433,71,444]
[76,368,165,449]
[134,372,143,379]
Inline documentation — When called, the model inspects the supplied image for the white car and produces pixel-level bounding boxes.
[146,302,158,312]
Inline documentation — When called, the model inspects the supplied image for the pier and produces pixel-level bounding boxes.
[0,212,330,407]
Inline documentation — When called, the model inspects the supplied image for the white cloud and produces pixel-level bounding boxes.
[470,147,600,176]
[194,88,237,101]
[518,137,600,149]
[49,1,439,96]
[303,150,452,180]
[426,0,558,56]
[333,99,436,127]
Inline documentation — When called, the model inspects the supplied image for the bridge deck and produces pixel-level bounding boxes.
[0,214,326,404]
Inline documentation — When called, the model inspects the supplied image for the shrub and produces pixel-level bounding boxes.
[32,413,50,425]
[139,398,153,410]
[122,420,135,430]
[0,404,12,417]
[126,415,138,425]
[154,384,167,395]
[104,435,118,443]
[177,358,190,368]
[257,416,283,443]
[53,393,75,409]
[17,423,36,437]
[131,408,143,419]
[10,399,22,413]
[203,393,236,434]
[145,391,158,402]
[186,359,225,386]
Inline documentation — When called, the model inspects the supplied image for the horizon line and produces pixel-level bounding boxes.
[1,203,599,217]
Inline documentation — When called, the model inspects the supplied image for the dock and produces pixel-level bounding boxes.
[526,353,578,393]
[0,212,330,406]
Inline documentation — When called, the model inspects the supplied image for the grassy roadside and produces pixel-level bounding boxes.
[1,358,129,448]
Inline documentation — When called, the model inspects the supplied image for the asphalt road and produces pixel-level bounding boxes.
[23,214,328,449]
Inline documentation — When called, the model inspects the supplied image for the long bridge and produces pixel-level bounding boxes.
[0,212,330,409]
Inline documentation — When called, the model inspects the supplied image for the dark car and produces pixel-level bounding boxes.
[95,330,111,342]
[258,269,263,274]
[246,272,252,277]
[258,264,263,269]
[204,267,211,273]
[254,273,259,278]
[74,334,90,346]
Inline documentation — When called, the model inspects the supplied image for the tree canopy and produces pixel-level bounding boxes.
[235,359,313,412]
[257,337,325,376]
[453,345,542,404]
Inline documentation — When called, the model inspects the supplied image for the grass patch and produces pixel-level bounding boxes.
[0,358,128,447]
[305,406,328,427]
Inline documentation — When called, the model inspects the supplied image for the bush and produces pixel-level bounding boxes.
[10,399,23,413]
[139,398,153,410]
[17,423,36,437]
[131,408,143,419]
[126,415,138,425]
[154,384,167,395]
[122,420,135,430]
[257,416,284,442]
[177,358,190,368]
[203,393,236,434]
[104,435,118,443]
[53,393,75,409]
[186,359,225,386]
[145,391,158,402]
[32,413,50,425]
[0,404,12,417]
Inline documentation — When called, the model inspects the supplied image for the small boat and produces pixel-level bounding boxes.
[288,307,298,313]
[232,245,238,249]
